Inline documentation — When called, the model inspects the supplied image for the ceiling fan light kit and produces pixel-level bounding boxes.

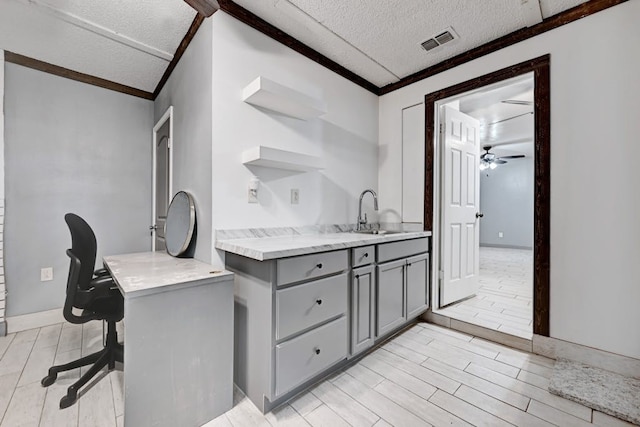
[479,145,525,170]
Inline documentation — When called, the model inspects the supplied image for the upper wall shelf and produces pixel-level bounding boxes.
[242,77,327,120]
[242,146,324,172]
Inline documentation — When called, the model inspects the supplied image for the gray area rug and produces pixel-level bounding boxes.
[549,358,640,425]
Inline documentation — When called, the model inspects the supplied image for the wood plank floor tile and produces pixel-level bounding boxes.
[592,411,638,427]
[373,349,461,394]
[202,413,234,427]
[304,404,351,427]
[0,334,15,360]
[332,373,430,427]
[39,382,80,427]
[77,373,117,427]
[0,338,35,377]
[289,390,322,417]
[311,380,380,427]
[265,404,311,426]
[33,324,62,350]
[374,379,470,426]
[428,389,513,427]
[516,369,550,389]
[424,358,530,410]
[426,339,520,377]
[0,372,20,422]
[381,341,428,364]
[225,395,271,427]
[526,399,594,427]
[454,385,553,427]
[465,363,592,420]
[345,364,385,389]
[1,382,46,427]
[360,353,437,401]
[18,344,56,387]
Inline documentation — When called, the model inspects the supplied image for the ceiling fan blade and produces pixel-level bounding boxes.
[494,159,507,164]
[499,155,525,159]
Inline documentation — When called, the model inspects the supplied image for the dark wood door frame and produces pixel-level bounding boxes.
[424,55,550,336]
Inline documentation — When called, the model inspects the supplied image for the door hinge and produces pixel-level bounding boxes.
[167,137,172,149]
[438,270,444,280]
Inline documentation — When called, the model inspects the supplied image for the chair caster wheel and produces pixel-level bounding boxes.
[60,394,77,409]
[41,374,57,387]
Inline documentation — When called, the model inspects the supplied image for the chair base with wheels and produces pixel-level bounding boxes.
[41,318,123,408]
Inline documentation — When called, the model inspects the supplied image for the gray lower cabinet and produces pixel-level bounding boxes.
[376,258,406,337]
[376,237,430,338]
[350,264,375,356]
[406,252,429,318]
[226,237,429,413]
[227,249,349,413]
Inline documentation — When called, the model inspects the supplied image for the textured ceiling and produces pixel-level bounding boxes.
[0,0,196,93]
[234,0,589,87]
[0,0,592,93]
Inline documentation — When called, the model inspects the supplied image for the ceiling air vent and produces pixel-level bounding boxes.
[420,27,460,53]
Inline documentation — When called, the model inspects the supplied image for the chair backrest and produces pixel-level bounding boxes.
[63,213,102,322]
[65,213,98,291]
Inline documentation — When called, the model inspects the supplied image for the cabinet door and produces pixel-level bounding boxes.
[376,259,406,337]
[351,265,375,356]
[406,253,429,319]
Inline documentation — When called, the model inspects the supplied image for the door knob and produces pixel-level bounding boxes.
[475,212,484,218]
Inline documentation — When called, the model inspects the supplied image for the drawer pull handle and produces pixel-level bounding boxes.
[316,299,323,305]
[364,253,369,258]
[316,263,323,269]
[355,274,360,279]
[314,348,321,355]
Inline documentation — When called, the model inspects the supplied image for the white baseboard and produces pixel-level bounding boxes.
[423,310,532,352]
[533,334,640,379]
[6,308,64,334]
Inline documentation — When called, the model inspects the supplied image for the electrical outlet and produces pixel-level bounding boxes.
[498,232,504,238]
[248,189,258,203]
[291,189,299,205]
[41,267,53,282]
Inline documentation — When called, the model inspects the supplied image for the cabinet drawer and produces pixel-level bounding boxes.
[377,237,429,263]
[277,250,348,286]
[275,316,347,396]
[352,245,374,268]
[276,273,348,340]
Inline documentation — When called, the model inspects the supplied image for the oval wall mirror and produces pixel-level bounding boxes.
[164,191,196,257]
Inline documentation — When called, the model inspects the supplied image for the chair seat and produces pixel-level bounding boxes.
[83,290,123,322]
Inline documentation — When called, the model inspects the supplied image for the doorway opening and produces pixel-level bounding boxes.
[152,106,174,251]
[424,56,550,338]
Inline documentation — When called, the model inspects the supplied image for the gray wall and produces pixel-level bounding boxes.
[4,63,153,317]
[479,157,533,248]
[154,19,213,264]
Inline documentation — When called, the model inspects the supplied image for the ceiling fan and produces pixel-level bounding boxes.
[480,145,525,170]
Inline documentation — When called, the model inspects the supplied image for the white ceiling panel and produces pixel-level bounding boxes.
[286,0,532,79]
[232,0,399,86]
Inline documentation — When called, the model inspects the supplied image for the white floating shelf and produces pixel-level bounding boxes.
[242,146,324,172]
[242,76,327,120]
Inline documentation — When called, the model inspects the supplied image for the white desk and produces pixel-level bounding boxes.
[104,252,234,427]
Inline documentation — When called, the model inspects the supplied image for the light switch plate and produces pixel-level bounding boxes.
[41,267,53,281]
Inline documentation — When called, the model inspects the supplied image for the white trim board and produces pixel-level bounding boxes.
[5,308,64,334]
[533,334,640,380]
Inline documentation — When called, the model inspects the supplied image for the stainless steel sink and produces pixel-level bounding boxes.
[353,229,404,235]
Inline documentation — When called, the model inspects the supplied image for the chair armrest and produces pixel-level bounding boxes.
[93,268,110,278]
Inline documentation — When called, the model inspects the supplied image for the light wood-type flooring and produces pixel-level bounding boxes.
[1,320,634,427]
[436,247,534,339]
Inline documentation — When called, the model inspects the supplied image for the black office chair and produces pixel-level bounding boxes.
[41,213,124,409]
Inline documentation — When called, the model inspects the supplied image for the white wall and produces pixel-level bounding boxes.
[379,1,640,359]
[154,20,214,263]
[4,63,153,317]
[479,158,534,248]
[210,12,379,266]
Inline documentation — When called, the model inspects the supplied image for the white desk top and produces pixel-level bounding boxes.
[104,251,233,298]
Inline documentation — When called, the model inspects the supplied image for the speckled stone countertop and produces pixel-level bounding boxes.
[104,252,233,298]
[215,224,431,261]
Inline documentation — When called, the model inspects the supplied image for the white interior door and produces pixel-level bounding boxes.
[440,105,481,306]
[152,106,173,251]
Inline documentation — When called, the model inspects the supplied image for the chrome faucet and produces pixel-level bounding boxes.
[357,189,379,231]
